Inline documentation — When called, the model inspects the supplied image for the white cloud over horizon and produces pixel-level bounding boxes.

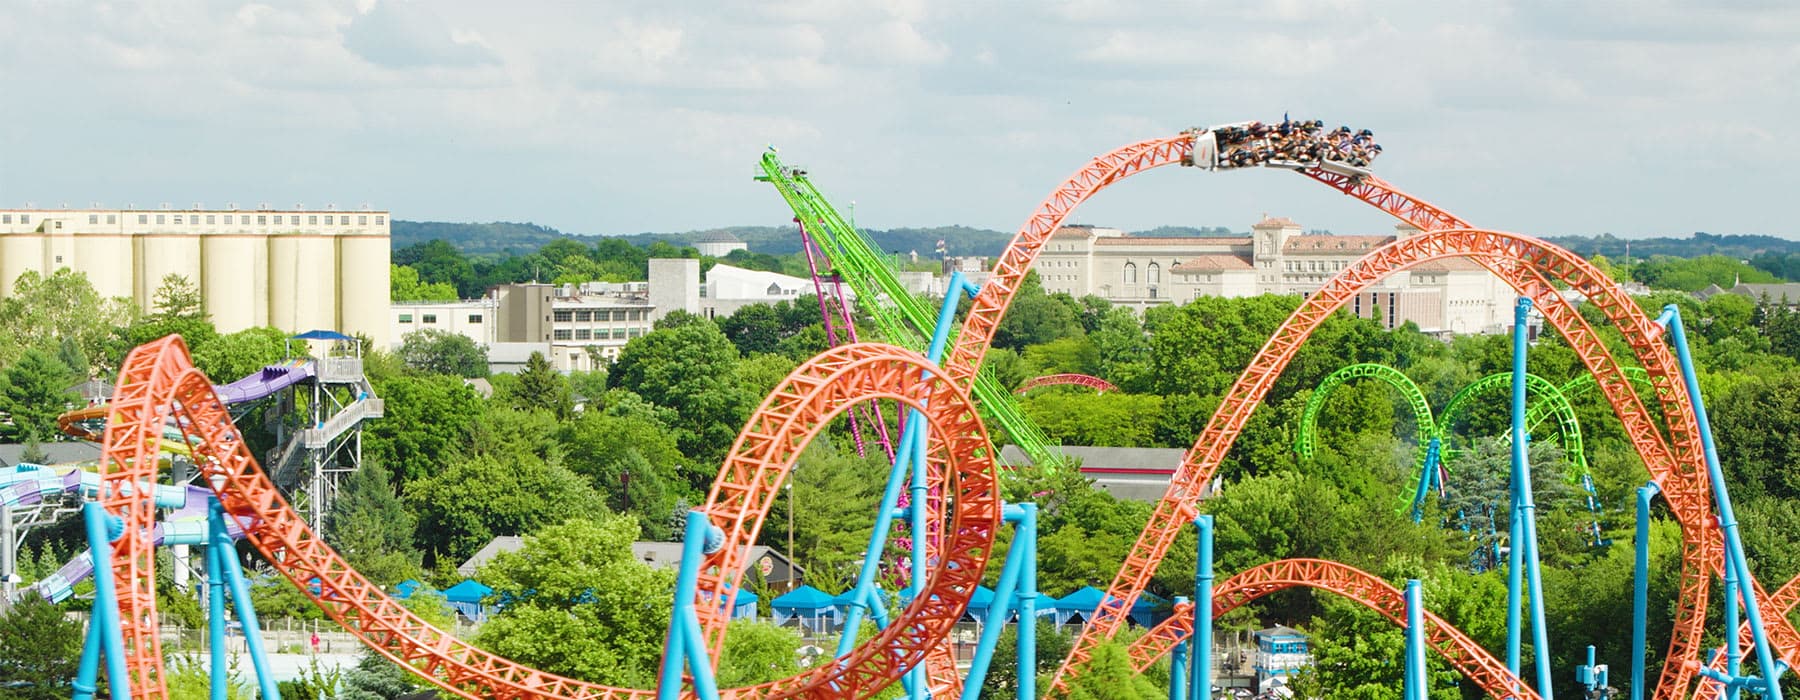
[2,0,1797,239]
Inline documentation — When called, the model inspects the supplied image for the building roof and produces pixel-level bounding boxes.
[0,441,102,468]
[1282,235,1392,254]
[1256,624,1308,639]
[1253,215,1301,229]
[486,342,550,366]
[695,230,743,244]
[1094,236,1249,247]
[997,445,1186,473]
[1171,254,1255,272]
[458,534,802,582]
[1724,282,1800,302]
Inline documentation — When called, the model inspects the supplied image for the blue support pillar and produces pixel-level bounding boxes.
[1630,482,1659,700]
[959,503,1036,700]
[1169,636,1190,700]
[207,518,228,700]
[1663,304,1786,699]
[1405,580,1427,700]
[656,510,721,700]
[1016,503,1039,700]
[1411,437,1443,524]
[74,502,127,700]
[210,506,281,700]
[1189,515,1215,700]
[1505,297,1554,699]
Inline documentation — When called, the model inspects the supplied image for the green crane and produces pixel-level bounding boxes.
[755,150,1066,471]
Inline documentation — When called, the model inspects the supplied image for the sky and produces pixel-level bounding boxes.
[3,0,1798,239]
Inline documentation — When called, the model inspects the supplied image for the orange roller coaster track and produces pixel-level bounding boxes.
[1128,559,1540,700]
[1015,373,1119,394]
[102,338,995,700]
[94,129,1800,700]
[921,133,1791,699]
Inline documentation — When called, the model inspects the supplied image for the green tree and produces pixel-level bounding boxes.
[509,352,573,418]
[994,272,1084,351]
[326,458,421,586]
[398,328,488,378]
[608,318,750,471]
[0,348,77,442]
[191,327,288,383]
[981,625,1075,697]
[337,652,421,700]
[717,619,805,687]
[363,374,484,488]
[718,303,786,356]
[473,516,675,687]
[0,595,85,700]
[0,268,136,369]
[389,264,458,302]
[1060,639,1161,700]
[406,453,607,562]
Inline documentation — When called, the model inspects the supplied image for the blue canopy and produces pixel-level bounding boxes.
[735,588,759,604]
[1130,592,1170,626]
[772,585,835,611]
[1055,586,1106,612]
[292,330,355,341]
[968,586,996,609]
[393,579,426,600]
[831,588,890,611]
[441,579,493,603]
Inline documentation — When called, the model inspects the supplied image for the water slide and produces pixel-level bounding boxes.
[56,359,318,441]
[0,464,248,602]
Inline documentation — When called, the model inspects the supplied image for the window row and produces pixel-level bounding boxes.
[552,309,646,323]
[1284,259,1346,273]
[553,327,643,341]
[1121,262,1161,285]
[397,313,483,324]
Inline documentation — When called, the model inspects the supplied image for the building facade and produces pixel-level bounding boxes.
[1032,216,1510,334]
[0,207,391,346]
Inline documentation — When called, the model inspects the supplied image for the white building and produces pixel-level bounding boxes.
[0,206,391,346]
[694,230,748,257]
[1032,216,1510,334]
[701,263,848,319]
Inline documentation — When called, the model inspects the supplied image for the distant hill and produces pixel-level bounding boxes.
[1545,232,1800,260]
[395,221,1015,257]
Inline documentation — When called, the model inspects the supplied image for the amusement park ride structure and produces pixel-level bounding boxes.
[53,120,1800,700]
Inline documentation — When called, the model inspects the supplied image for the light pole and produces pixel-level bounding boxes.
[786,480,795,586]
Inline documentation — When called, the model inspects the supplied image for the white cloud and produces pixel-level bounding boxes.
[0,0,1795,237]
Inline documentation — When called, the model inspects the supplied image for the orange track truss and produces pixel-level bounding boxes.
[1127,559,1540,700]
[95,130,1798,700]
[1015,373,1119,394]
[102,340,995,699]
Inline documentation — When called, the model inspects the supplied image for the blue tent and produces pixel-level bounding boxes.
[732,587,759,620]
[441,579,494,621]
[1130,592,1170,627]
[964,586,998,622]
[292,330,355,341]
[831,588,890,614]
[773,585,839,632]
[393,579,426,600]
[1055,586,1107,626]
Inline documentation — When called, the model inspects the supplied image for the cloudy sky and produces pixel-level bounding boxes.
[3,1,1797,238]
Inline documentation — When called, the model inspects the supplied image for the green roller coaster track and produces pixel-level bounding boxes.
[1295,363,1625,532]
[754,151,1066,471]
[1295,363,1437,464]
[1439,371,1587,482]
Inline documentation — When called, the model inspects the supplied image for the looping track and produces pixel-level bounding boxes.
[94,130,1800,700]
[102,339,996,699]
[1128,559,1543,700]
